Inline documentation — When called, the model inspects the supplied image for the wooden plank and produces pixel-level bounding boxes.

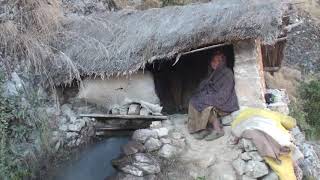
[95,125,148,131]
[79,114,167,120]
[173,42,230,66]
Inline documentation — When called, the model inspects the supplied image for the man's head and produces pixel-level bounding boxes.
[210,50,226,70]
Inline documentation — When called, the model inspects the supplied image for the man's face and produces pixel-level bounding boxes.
[210,55,221,70]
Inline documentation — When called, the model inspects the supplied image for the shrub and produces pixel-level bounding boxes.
[293,79,320,139]
[0,72,52,179]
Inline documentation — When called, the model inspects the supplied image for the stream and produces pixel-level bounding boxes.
[53,136,129,180]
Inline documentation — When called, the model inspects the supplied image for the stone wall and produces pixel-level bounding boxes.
[233,40,266,108]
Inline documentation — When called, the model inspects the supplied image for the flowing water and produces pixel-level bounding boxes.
[53,137,129,180]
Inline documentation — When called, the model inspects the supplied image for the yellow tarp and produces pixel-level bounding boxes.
[232,108,297,180]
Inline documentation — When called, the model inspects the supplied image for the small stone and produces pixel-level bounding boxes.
[66,132,78,139]
[248,151,263,161]
[232,158,246,175]
[61,104,77,122]
[59,124,68,131]
[132,129,158,143]
[241,152,252,161]
[153,128,169,137]
[150,121,162,129]
[262,172,279,180]
[119,106,128,115]
[171,138,186,148]
[140,107,151,116]
[244,160,269,178]
[144,138,162,152]
[160,138,171,144]
[158,144,177,159]
[128,104,141,115]
[239,139,257,152]
[171,132,182,139]
[221,115,234,126]
[122,141,145,155]
[111,107,120,114]
[68,120,86,132]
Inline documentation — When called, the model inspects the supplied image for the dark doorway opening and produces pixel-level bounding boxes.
[148,44,235,114]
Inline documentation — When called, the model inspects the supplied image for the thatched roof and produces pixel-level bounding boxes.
[51,0,288,83]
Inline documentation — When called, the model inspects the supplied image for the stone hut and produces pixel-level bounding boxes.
[49,0,291,113]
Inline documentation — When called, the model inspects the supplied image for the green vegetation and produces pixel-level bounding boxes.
[0,72,52,179]
[290,79,320,139]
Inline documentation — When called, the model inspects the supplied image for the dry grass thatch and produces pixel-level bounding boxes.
[0,0,75,85]
[49,0,288,84]
[0,0,289,85]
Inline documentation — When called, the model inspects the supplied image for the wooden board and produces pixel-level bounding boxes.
[79,114,167,120]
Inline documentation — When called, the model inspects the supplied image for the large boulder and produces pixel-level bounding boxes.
[122,141,145,155]
[158,144,177,159]
[112,153,160,177]
[144,138,162,152]
[132,129,158,143]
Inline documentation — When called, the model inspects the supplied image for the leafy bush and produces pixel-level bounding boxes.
[0,72,51,179]
[292,79,320,139]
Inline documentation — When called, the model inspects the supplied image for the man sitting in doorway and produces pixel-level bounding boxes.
[188,50,239,141]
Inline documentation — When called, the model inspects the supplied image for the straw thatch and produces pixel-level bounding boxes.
[50,0,288,83]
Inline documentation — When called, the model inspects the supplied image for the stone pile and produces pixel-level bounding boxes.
[110,100,163,116]
[112,121,186,178]
[232,138,279,180]
[50,104,96,150]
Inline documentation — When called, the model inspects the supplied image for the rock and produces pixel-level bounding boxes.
[66,132,78,140]
[244,160,269,178]
[171,138,186,148]
[122,141,145,155]
[128,104,141,115]
[132,153,161,175]
[150,121,162,129]
[158,144,177,159]
[111,106,120,114]
[61,104,77,122]
[160,138,171,144]
[58,116,68,125]
[68,120,86,132]
[152,128,169,138]
[241,175,256,180]
[239,139,257,152]
[262,172,279,180]
[299,142,320,178]
[241,152,252,161]
[4,72,23,96]
[291,127,305,145]
[140,107,151,116]
[132,129,158,143]
[144,138,162,152]
[119,106,128,115]
[222,115,234,126]
[232,158,246,175]
[248,151,263,161]
[108,172,157,180]
[121,165,144,176]
[59,124,68,131]
[171,132,182,139]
